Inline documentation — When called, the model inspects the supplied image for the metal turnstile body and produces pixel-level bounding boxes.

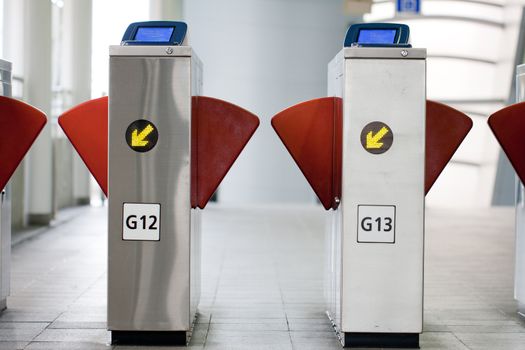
[514,64,525,316]
[0,59,12,311]
[273,22,471,348]
[108,45,202,342]
[58,21,258,345]
[326,48,426,347]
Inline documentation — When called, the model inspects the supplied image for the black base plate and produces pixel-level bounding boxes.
[111,331,187,346]
[344,332,419,348]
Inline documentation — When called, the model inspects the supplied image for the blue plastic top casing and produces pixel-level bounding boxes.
[344,23,411,48]
[121,21,188,46]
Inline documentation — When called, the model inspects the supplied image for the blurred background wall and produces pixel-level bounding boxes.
[184,0,350,205]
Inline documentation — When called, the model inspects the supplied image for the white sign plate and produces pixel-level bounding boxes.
[357,205,396,243]
[122,203,161,241]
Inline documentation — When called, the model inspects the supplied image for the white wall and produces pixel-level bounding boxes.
[184,0,349,204]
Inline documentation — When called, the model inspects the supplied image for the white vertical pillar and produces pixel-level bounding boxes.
[24,0,54,225]
[2,0,23,78]
[149,0,183,20]
[63,0,92,205]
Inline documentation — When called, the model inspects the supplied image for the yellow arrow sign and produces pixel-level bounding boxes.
[366,126,389,149]
[131,124,154,147]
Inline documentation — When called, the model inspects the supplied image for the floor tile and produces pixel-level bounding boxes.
[0,205,522,349]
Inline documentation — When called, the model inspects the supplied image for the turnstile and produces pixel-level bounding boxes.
[327,38,426,347]
[58,21,259,345]
[0,59,47,312]
[108,23,202,343]
[488,64,525,317]
[272,23,472,348]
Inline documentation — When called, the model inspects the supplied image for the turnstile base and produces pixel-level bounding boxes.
[111,331,187,345]
[344,332,419,348]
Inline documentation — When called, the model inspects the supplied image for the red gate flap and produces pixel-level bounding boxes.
[0,96,47,190]
[272,98,470,208]
[426,100,473,194]
[58,96,108,195]
[59,95,258,205]
[488,101,525,184]
[192,96,259,209]
[271,97,342,210]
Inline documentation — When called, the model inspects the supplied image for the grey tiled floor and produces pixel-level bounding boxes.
[0,204,523,349]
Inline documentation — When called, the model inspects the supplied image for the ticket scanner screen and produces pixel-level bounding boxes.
[121,21,187,45]
[344,23,410,47]
[135,27,175,42]
[357,29,397,44]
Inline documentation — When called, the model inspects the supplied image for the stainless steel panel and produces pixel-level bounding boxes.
[340,50,426,333]
[325,209,342,334]
[190,52,202,325]
[325,53,344,334]
[343,47,426,59]
[190,209,201,323]
[0,187,9,310]
[108,50,193,331]
[514,64,525,313]
[0,58,11,310]
[110,46,192,57]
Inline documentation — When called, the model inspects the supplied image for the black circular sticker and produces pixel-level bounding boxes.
[360,121,393,154]
[125,120,159,153]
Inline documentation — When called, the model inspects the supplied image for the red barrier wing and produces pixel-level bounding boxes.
[271,97,342,210]
[58,96,108,196]
[0,96,47,190]
[272,98,470,207]
[488,101,525,184]
[191,96,259,209]
[425,101,473,194]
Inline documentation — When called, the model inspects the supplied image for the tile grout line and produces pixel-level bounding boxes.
[285,312,295,350]
[202,313,212,349]
[201,243,225,349]
[23,271,107,349]
[451,331,474,350]
[272,211,295,350]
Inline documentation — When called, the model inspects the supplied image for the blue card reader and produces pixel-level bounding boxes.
[121,21,188,46]
[344,23,410,48]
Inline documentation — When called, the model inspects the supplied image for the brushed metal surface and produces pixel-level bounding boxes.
[325,54,344,334]
[0,187,9,310]
[340,53,426,333]
[343,47,426,59]
[325,209,342,335]
[110,46,192,57]
[0,58,11,309]
[190,53,202,325]
[108,49,198,331]
[514,65,525,308]
[325,48,426,335]
[190,209,201,322]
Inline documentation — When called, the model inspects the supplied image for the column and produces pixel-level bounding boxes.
[63,0,92,205]
[24,0,54,225]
